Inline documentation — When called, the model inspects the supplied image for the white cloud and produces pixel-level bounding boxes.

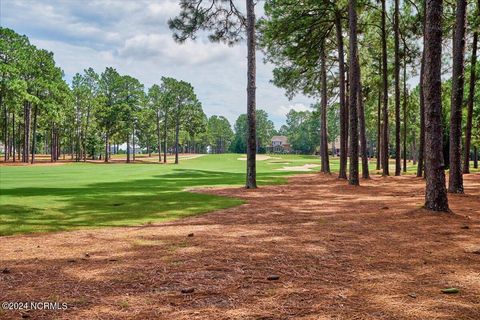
[271,103,312,117]
[117,33,237,66]
[1,0,314,127]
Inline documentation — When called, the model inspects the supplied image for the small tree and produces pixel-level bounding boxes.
[169,0,258,188]
[161,77,198,164]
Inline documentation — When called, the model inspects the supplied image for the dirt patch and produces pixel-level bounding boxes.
[0,161,69,166]
[276,163,320,171]
[0,154,204,166]
[0,174,479,319]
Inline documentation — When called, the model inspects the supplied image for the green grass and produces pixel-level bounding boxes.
[0,154,322,236]
[1,154,477,236]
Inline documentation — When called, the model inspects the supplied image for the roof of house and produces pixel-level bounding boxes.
[271,136,288,145]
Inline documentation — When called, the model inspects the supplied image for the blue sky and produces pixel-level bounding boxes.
[0,0,315,128]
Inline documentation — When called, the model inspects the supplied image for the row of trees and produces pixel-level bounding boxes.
[169,0,479,211]
[0,28,251,164]
[0,26,311,163]
[260,0,479,209]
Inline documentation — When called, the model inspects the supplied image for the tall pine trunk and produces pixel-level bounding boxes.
[463,31,478,173]
[394,0,401,176]
[412,133,417,165]
[163,112,168,163]
[104,130,109,162]
[2,101,7,162]
[417,4,426,178]
[245,0,257,188]
[30,105,38,164]
[156,112,162,162]
[346,68,349,157]
[320,40,330,174]
[126,134,131,163]
[82,105,91,162]
[23,102,31,163]
[357,58,369,179]
[448,0,467,193]
[381,0,389,176]
[376,78,382,170]
[335,10,348,179]
[132,124,136,162]
[403,52,408,172]
[424,0,448,211]
[12,112,15,162]
[348,0,359,186]
[174,112,180,164]
[474,146,478,168]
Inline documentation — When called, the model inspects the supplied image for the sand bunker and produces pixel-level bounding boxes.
[237,155,280,161]
[276,164,320,171]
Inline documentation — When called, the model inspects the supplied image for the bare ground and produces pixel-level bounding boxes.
[0,154,204,166]
[0,174,479,319]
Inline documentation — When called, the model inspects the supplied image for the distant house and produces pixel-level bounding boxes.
[327,136,341,156]
[268,136,291,153]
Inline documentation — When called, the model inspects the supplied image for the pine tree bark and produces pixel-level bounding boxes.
[417,3,427,178]
[133,124,136,162]
[348,0,359,186]
[245,0,257,188]
[30,105,38,164]
[403,53,408,172]
[394,0,401,176]
[156,112,162,162]
[417,50,426,177]
[335,10,348,179]
[448,0,467,193]
[15,118,20,162]
[463,31,478,173]
[320,40,330,174]
[163,112,168,163]
[357,55,369,179]
[23,102,31,163]
[82,105,91,162]
[2,100,7,162]
[474,146,478,168]
[175,111,180,164]
[346,68,350,158]
[104,130,109,162]
[126,134,131,163]
[424,0,449,211]
[381,0,389,176]
[376,80,382,170]
[12,112,16,162]
[51,126,54,162]
[412,133,417,165]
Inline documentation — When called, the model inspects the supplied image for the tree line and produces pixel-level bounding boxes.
[169,0,479,211]
[1,0,479,211]
[0,26,325,164]
[0,27,253,164]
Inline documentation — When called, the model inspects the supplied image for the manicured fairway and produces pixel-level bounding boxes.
[1,154,477,236]
[0,154,324,236]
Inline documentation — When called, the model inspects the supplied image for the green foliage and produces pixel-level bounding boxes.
[284,108,318,154]
[0,28,217,162]
[168,0,246,45]
[207,115,233,153]
[230,110,275,153]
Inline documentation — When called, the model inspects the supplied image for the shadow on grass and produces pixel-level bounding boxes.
[0,169,292,236]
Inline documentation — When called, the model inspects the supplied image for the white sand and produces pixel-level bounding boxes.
[276,164,320,171]
[237,155,280,161]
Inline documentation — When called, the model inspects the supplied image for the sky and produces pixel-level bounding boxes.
[0,0,315,128]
